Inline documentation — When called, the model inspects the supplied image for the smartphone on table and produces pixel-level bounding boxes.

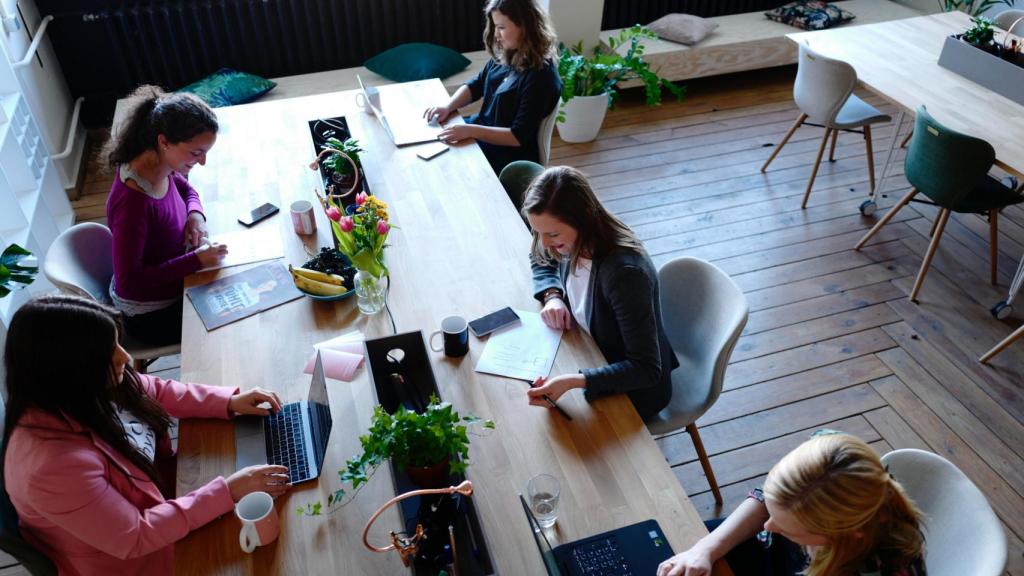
[238,202,279,227]
[469,307,521,338]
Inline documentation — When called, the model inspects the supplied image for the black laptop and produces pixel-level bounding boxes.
[234,352,333,484]
[519,494,674,576]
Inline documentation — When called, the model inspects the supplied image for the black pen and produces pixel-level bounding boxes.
[530,380,573,421]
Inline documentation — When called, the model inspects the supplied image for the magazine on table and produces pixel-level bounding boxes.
[186,261,302,331]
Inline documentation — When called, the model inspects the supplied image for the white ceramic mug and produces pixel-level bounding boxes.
[354,92,370,112]
[236,491,279,553]
[290,200,316,236]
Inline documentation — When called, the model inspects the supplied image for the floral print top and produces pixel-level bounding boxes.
[748,489,927,576]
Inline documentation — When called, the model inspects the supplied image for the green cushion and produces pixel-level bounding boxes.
[364,43,471,83]
[178,68,276,108]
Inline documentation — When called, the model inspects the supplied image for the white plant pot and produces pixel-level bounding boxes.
[556,93,609,143]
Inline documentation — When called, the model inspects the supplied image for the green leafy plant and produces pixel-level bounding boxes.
[938,0,1013,17]
[298,396,494,515]
[557,25,685,120]
[319,137,363,179]
[0,244,37,299]
[963,16,997,46]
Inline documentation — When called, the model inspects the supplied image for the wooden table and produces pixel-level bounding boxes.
[174,79,720,574]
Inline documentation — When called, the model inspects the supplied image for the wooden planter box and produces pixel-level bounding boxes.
[937,35,1024,107]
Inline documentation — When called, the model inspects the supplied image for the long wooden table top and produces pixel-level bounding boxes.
[175,79,720,574]
[788,11,1024,176]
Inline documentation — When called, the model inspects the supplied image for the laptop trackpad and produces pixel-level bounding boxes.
[235,416,267,470]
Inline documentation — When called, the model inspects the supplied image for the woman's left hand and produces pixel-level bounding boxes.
[184,211,209,248]
[438,124,476,145]
[528,374,585,406]
[229,387,283,416]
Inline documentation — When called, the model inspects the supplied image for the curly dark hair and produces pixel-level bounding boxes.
[105,84,218,169]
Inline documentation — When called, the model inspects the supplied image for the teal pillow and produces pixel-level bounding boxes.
[178,68,276,108]
[365,43,471,83]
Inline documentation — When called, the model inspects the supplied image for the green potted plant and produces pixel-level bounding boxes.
[938,0,1012,17]
[557,25,685,143]
[963,16,998,52]
[309,137,365,200]
[0,244,37,299]
[298,396,494,515]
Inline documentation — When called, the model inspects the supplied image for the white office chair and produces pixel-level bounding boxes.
[881,449,1008,576]
[648,257,749,505]
[993,9,1024,34]
[537,100,560,166]
[761,43,891,209]
[43,222,180,372]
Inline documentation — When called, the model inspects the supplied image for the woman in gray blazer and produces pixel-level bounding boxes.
[523,166,677,420]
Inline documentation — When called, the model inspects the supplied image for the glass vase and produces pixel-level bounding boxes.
[354,269,385,315]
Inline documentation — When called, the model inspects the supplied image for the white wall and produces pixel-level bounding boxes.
[542,0,605,49]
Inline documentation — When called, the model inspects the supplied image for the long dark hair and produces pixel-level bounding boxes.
[105,84,218,169]
[483,0,557,70]
[522,165,643,271]
[2,296,173,490]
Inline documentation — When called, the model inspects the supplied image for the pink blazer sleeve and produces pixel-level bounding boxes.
[26,445,234,560]
[139,374,238,419]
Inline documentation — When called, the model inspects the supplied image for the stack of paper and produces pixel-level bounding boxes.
[197,227,285,273]
[303,330,365,381]
[475,310,562,382]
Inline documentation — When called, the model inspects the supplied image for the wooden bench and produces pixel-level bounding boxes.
[599,0,926,87]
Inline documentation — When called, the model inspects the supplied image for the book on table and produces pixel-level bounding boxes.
[186,261,302,330]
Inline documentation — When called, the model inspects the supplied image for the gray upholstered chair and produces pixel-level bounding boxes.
[499,160,545,215]
[761,43,891,209]
[648,257,749,505]
[993,9,1024,34]
[42,222,180,372]
[537,100,560,166]
[881,449,1007,576]
[1,395,58,576]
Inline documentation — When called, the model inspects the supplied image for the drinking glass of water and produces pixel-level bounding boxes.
[527,473,560,528]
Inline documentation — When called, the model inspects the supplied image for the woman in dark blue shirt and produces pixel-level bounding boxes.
[424,0,562,174]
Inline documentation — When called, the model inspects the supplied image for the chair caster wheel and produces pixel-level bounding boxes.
[859,200,878,216]
[991,301,1012,320]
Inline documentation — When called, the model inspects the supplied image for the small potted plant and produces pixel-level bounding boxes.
[309,137,366,203]
[0,244,37,299]
[298,396,494,516]
[556,25,685,143]
[962,16,998,54]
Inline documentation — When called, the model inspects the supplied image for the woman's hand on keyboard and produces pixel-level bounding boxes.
[227,465,291,501]
[229,387,283,416]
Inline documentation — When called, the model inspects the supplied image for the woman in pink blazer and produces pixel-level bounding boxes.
[2,295,291,575]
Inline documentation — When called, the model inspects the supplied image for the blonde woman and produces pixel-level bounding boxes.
[423,0,560,174]
[658,432,926,576]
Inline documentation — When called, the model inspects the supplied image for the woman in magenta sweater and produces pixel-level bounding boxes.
[105,85,228,346]
[2,296,290,575]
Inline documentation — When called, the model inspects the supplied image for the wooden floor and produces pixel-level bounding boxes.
[72,66,1024,572]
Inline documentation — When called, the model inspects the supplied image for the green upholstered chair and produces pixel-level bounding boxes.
[855,105,1023,302]
[499,160,545,214]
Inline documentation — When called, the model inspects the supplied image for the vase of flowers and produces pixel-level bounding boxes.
[318,189,392,315]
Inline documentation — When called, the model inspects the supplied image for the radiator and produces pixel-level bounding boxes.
[37,0,486,126]
[601,0,792,29]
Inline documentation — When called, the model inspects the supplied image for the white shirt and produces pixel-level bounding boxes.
[114,405,157,462]
[564,258,593,335]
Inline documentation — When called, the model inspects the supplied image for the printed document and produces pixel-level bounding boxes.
[475,310,562,381]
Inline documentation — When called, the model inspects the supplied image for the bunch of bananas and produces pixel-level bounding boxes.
[289,264,348,296]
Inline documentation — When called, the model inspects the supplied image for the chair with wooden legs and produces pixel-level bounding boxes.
[761,43,890,209]
[647,257,749,506]
[854,106,1023,302]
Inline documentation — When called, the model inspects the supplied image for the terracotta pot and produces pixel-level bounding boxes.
[405,457,451,488]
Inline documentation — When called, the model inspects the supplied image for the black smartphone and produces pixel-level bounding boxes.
[238,202,279,227]
[469,307,521,338]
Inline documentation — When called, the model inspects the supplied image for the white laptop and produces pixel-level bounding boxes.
[357,75,445,147]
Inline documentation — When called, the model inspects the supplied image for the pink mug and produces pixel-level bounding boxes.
[236,491,279,553]
[290,200,316,236]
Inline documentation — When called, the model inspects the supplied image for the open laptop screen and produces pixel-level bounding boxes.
[307,353,333,475]
[519,494,563,575]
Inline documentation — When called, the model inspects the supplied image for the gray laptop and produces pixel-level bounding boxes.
[234,352,333,484]
[357,75,444,146]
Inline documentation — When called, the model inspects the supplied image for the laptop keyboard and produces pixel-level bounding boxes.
[266,403,309,483]
[572,537,632,575]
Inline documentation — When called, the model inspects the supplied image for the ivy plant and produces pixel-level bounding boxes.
[0,244,37,299]
[298,395,494,516]
[557,25,685,120]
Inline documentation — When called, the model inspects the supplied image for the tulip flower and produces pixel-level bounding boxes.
[355,192,368,206]
[339,217,355,232]
[376,220,390,235]
[326,206,342,222]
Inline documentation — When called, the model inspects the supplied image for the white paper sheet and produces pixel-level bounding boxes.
[474,310,562,382]
[197,227,285,272]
